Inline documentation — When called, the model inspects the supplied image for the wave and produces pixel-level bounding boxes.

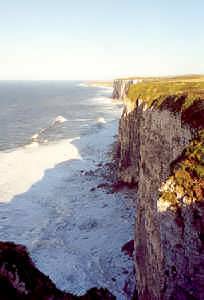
[88,96,113,105]
[52,115,67,125]
[27,114,108,150]
[75,118,92,122]
[96,117,106,124]
[30,116,68,144]
[77,83,88,88]
[100,86,113,92]
[25,141,39,148]
[31,133,39,141]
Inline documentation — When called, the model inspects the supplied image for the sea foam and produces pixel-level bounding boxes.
[52,115,67,125]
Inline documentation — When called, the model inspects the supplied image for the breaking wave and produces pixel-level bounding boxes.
[29,115,68,144]
[96,117,106,124]
[52,115,67,125]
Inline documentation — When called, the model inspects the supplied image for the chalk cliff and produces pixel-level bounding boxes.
[115,78,204,299]
[112,79,134,99]
[112,78,143,100]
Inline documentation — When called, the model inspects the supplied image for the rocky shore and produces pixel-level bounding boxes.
[0,241,116,300]
[0,120,135,299]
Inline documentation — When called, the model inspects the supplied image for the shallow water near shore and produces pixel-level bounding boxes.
[0,83,135,299]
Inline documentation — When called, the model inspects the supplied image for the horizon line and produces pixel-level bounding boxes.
[0,73,204,82]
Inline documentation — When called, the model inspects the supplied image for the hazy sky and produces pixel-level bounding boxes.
[0,0,204,80]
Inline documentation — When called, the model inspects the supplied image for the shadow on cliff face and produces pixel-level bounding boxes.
[151,130,204,299]
[157,95,204,129]
[117,97,204,300]
[0,241,115,300]
[157,138,204,299]
[135,162,204,300]
[157,199,204,300]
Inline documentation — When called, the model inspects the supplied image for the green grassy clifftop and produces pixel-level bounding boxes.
[127,75,204,110]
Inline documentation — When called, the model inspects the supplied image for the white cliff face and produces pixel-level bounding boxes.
[112,80,133,99]
[115,88,204,300]
[112,79,142,100]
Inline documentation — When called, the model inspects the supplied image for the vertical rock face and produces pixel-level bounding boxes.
[117,94,204,299]
[117,99,140,184]
[112,80,134,99]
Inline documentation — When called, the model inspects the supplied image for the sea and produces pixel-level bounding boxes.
[0,81,135,299]
[0,81,122,151]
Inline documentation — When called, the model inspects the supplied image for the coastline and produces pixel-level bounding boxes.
[80,81,113,89]
[0,111,135,299]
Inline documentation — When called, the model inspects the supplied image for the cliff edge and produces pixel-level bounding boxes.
[112,79,142,99]
[0,241,115,300]
[115,76,204,300]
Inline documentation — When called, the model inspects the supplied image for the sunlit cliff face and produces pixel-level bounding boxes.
[157,176,197,213]
[158,133,204,213]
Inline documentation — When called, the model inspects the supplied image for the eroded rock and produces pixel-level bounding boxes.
[0,241,116,300]
[117,90,204,299]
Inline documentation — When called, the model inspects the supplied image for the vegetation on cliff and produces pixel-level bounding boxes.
[159,130,204,210]
[128,77,204,212]
[116,75,204,299]
[139,78,204,236]
[127,75,204,111]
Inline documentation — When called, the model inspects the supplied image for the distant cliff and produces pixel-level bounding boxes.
[115,77,204,299]
[112,79,142,99]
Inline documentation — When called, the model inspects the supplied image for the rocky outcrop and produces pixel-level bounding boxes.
[0,241,115,300]
[116,92,204,299]
[112,79,139,99]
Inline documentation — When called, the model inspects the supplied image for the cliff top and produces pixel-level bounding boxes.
[124,75,204,202]
[127,76,204,109]
[117,74,204,82]
[125,76,204,131]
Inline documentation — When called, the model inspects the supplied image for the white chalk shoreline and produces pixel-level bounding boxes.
[0,104,135,299]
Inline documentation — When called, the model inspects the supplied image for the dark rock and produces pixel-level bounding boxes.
[96,163,103,167]
[121,240,134,257]
[182,99,204,129]
[0,241,116,300]
[84,170,95,176]
[97,183,109,189]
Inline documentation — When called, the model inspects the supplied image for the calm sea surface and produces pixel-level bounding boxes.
[0,81,121,151]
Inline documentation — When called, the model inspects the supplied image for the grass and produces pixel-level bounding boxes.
[178,131,204,179]
[118,74,204,82]
[124,75,204,209]
[122,74,204,207]
[159,130,204,209]
[127,75,204,110]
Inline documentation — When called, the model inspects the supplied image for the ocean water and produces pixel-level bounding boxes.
[0,81,121,151]
[0,82,135,299]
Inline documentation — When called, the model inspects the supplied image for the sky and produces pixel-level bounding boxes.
[0,0,204,80]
